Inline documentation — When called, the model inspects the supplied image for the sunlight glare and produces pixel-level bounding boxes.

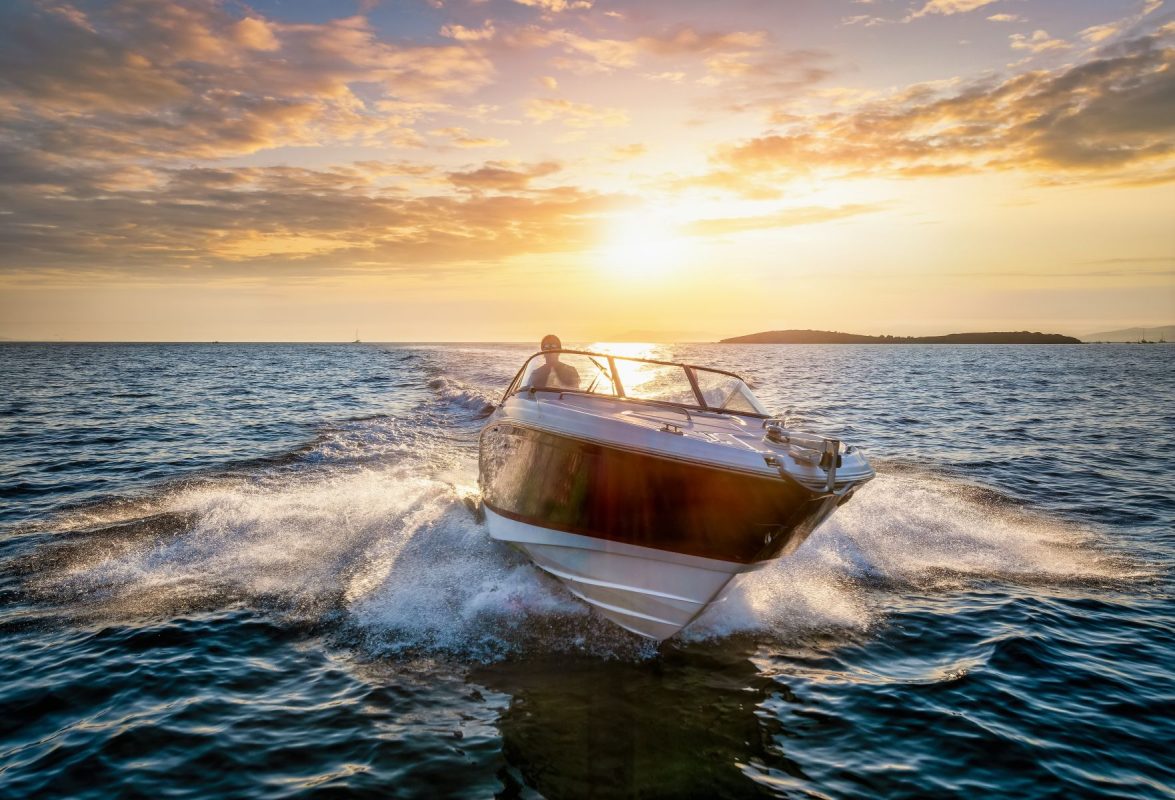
[583,342,670,393]
[596,215,686,281]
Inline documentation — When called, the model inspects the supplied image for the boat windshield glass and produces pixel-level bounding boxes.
[692,369,768,414]
[517,352,618,395]
[617,360,697,406]
[511,350,769,415]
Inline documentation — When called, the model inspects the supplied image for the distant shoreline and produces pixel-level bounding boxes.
[719,329,1084,345]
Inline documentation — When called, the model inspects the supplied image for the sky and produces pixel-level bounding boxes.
[0,0,1172,342]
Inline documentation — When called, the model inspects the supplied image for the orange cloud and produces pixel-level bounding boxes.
[682,204,883,237]
[440,20,496,41]
[1009,29,1070,53]
[909,0,1000,18]
[612,143,648,159]
[0,160,632,277]
[233,17,281,51]
[524,97,629,127]
[0,2,494,161]
[514,0,592,12]
[499,24,768,75]
[430,127,509,148]
[446,161,562,191]
[701,28,1175,186]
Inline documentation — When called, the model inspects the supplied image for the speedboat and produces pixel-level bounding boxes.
[478,348,875,641]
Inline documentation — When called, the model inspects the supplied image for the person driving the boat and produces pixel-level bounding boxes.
[530,334,580,389]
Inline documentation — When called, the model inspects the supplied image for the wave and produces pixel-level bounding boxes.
[426,377,496,418]
[686,471,1142,641]
[15,453,1139,662]
[9,351,1143,660]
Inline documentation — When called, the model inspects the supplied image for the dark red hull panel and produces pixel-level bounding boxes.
[479,422,847,564]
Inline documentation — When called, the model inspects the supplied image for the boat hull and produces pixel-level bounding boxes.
[484,507,756,640]
[480,421,851,639]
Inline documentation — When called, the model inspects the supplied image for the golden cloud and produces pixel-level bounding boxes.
[498,23,769,75]
[524,97,629,127]
[0,1,495,161]
[0,160,633,276]
[682,204,882,237]
[430,127,510,148]
[1009,29,1070,54]
[514,0,592,12]
[700,28,1175,187]
[440,21,496,41]
[446,161,562,191]
[909,0,1000,19]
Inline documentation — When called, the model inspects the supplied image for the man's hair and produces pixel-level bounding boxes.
[541,334,561,350]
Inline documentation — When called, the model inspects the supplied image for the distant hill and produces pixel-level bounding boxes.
[720,329,1082,344]
[1080,325,1174,342]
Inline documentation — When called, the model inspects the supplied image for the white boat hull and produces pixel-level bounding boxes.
[485,507,760,641]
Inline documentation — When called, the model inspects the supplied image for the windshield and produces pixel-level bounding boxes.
[507,350,769,416]
[516,351,618,395]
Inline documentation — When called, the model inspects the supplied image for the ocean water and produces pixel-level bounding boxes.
[1,342,1171,799]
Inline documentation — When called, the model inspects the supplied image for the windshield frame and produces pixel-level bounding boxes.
[502,349,769,418]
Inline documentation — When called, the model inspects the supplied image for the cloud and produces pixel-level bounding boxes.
[1080,22,1124,44]
[633,27,767,56]
[440,20,496,41]
[0,4,656,278]
[1079,0,1167,45]
[644,71,686,82]
[661,166,788,200]
[843,15,889,27]
[446,160,562,191]
[986,14,1023,23]
[0,160,632,276]
[234,17,281,51]
[524,97,629,127]
[611,143,647,159]
[430,126,509,148]
[693,49,838,119]
[682,204,882,237]
[909,0,1000,19]
[499,24,768,75]
[0,1,494,162]
[697,27,1175,186]
[500,26,637,71]
[1009,29,1070,54]
[513,0,592,12]
[853,0,1005,25]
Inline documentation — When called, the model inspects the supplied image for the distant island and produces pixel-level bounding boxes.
[720,329,1083,344]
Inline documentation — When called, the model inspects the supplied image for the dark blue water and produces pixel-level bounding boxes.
[1,343,1172,798]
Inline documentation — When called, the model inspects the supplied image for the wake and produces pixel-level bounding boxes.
[17,453,1136,661]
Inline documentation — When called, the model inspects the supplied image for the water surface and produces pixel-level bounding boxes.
[1,342,1171,798]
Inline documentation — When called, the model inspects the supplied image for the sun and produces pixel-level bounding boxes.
[595,214,687,280]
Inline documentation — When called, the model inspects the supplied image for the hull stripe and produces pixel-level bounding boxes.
[528,560,706,605]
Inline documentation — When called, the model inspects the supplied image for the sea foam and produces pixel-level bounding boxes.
[28,456,1130,660]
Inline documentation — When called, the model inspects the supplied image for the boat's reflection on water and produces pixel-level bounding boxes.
[471,642,806,798]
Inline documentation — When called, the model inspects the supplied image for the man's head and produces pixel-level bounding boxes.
[541,334,561,364]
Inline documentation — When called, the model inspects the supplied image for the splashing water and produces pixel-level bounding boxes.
[1,342,1170,799]
[22,452,1135,661]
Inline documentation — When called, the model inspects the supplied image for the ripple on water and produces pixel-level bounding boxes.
[0,343,1172,798]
